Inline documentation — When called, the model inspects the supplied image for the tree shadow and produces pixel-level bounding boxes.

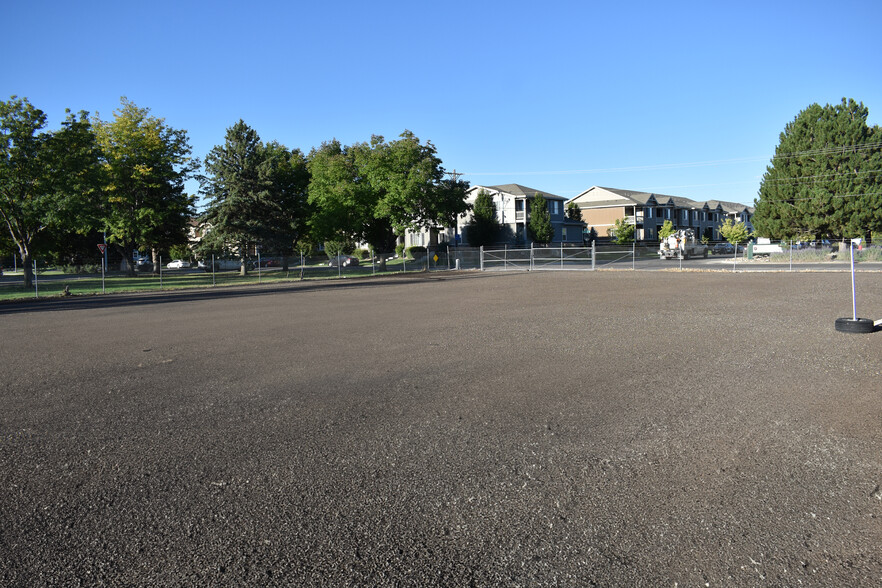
[0,271,496,316]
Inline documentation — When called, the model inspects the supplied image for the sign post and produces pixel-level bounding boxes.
[835,238,874,333]
[97,244,107,293]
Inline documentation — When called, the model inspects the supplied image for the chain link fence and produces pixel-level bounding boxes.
[3,240,881,301]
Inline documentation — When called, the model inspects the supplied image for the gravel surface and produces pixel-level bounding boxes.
[2,270,881,586]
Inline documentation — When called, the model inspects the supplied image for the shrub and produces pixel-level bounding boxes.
[406,246,427,260]
[395,243,406,258]
[355,248,370,260]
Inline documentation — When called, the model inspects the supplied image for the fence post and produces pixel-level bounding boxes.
[504,244,507,269]
[480,246,484,271]
[426,246,430,272]
[371,247,375,275]
[530,242,534,271]
[34,260,38,298]
[447,246,450,270]
[591,240,595,271]
[632,241,636,270]
[159,255,162,290]
[789,239,792,272]
[561,242,564,270]
[212,254,216,286]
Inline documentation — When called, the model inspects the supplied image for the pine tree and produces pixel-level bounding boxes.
[465,189,499,246]
[754,98,882,240]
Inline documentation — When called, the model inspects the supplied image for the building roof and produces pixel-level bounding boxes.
[570,186,754,213]
[480,183,567,201]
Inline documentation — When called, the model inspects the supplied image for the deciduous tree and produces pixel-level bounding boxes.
[528,193,553,244]
[0,97,102,287]
[611,217,635,245]
[94,98,198,275]
[658,219,675,241]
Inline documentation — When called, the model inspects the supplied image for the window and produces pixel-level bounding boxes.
[562,227,567,240]
[645,207,653,218]
[550,200,560,215]
[515,200,524,211]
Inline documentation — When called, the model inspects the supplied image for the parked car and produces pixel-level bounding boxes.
[198,259,253,272]
[166,259,191,269]
[712,243,734,255]
[328,255,359,267]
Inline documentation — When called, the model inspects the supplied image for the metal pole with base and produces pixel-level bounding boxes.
[835,238,874,333]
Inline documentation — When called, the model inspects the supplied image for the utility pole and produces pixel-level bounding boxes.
[446,169,464,182]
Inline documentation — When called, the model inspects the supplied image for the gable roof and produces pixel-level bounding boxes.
[569,186,753,213]
[479,183,567,201]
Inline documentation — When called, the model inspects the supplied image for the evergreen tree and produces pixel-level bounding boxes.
[528,193,553,244]
[566,201,583,222]
[200,120,307,274]
[465,189,499,246]
[753,98,882,241]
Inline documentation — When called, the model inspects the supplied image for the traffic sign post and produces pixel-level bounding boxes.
[97,244,106,293]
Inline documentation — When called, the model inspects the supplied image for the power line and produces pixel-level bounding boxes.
[462,142,882,178]
[761,168,882,184]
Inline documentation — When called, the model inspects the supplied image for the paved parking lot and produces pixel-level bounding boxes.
[2,271,881,586]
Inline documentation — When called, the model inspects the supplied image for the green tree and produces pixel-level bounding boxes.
[753,98,882,241]
[0,97,102,288]
[307,139,386,250]
[658,219,675,241]
[307,132,468,253]
[94,98,198,275]
[528,193,553,244]
[566,201,583,222]
[259,141,310,271]
[465,189,499,246]
[611,217,635,244]
[367,131,469,238]
[719,217,750,267]
[200,121,307,275]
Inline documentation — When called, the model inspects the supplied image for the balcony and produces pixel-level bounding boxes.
[515,211,525,222]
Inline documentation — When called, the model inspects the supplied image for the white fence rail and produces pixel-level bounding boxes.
[480,243,638,271]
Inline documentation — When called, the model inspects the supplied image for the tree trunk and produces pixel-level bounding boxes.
[281,255,289,272]
[150,249,160,276]
[115,244,136,276]
[21,250,33,290]
[239,254,248,276]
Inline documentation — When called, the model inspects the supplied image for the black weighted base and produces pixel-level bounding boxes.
[834,317,876,334]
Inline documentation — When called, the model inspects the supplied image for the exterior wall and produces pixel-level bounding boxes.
[582,206,627,237]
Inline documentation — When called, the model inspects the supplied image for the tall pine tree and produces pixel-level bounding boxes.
[753,98,882,241]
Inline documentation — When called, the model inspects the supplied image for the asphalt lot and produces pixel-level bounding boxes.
[2,270,881,586]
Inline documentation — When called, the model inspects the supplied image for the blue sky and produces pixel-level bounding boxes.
[4,0,881,207]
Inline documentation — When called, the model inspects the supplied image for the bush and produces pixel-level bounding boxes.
[355,248,370,260]
[406,246,426,260]
[395,243,406,258]
[61,264,100,274]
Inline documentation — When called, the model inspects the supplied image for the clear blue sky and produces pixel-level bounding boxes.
[4,0,881,207]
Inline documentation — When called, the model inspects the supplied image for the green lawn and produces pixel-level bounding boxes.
[0,261,434,301]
